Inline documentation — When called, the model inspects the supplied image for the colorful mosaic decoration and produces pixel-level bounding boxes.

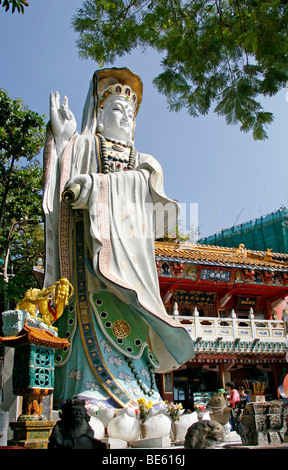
[53,218,160,408]
[92,290,160,368]
[13,345,54,391]
[74,220,132,407]
[9,420,54,449]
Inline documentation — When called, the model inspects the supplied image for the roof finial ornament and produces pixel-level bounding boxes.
[264,248,273,261]
[235,243,247,259]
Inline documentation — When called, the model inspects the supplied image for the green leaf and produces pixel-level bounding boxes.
[71,0,288,140]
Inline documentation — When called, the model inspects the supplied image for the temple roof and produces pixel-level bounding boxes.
[0,324,70,349]
[154,241,288,272]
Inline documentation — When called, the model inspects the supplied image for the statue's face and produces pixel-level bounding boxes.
[98,96,135,143]
[70,404,85,423]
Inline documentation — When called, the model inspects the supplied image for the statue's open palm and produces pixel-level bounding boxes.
[50,92,77,147]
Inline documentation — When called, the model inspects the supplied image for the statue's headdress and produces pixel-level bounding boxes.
[81,67,143,134]
[98,83,137,111]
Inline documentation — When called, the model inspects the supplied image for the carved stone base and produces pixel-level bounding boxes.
[130,436,171,448]
[9,420,54,449]
[239,401,288,446]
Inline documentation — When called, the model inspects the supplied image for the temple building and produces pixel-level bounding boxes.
[155,241,288,410]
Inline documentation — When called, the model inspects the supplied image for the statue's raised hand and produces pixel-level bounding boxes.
[50,92,77,152]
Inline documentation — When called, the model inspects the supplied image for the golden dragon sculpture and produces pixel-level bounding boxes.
[16,278,74,331]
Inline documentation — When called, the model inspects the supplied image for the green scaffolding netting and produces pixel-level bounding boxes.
[198,207,288,253]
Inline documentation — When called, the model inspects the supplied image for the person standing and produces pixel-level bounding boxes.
[238,386,251,406]
[226,381,240,431]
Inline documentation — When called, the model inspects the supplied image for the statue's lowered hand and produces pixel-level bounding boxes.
[62,175,92,208]
[62,183,81,203]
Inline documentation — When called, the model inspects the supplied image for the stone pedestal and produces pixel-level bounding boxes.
[9,420,55,449]
[240,400,288,446]
[101,437,127,449]
[130,436,171,448]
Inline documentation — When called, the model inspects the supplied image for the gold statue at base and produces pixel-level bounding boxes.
[16,278,73,331]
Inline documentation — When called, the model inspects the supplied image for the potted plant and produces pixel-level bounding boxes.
[165,402,184,441]
[137,398,153,438]
[194,402,207,420]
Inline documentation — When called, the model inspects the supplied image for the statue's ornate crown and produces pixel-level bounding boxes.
[99,83,137,111]
[94,68,143,117]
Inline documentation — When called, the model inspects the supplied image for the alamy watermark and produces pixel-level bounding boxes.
[90,200,199,242]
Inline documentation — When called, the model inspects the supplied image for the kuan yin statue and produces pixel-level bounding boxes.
[42,67,194,409]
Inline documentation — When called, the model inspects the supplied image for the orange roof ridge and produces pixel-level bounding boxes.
[155,241,288,270]
[0,323,70,349]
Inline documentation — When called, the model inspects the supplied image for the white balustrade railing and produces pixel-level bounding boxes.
[171,312,288,344]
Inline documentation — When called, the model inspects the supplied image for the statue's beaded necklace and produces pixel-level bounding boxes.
[97,133,136,174]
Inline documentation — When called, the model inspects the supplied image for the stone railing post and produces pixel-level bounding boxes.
[249,308,256,339]
[172,302,179,321]
[193,307,201,339]
[231,309,238,339]
[283,308,288,338]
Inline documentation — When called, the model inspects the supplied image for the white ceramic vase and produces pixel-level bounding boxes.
[107,414,140,443]
[140,414,171,439]
[171,413,198,441]
[96,408,115,428]
[89,416,105,440]
[115,407,136,418]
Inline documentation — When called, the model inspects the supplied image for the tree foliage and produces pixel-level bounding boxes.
[0,89,46,310]
[72,0,288,140]
[0,0,29,14]
[0,163,44,310]
[0,89,45,228]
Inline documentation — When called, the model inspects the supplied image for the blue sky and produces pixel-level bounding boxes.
[1,0,288,239]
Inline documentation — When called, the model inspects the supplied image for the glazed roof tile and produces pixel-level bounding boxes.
[154,242,288,271]
[0,324,70,349]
